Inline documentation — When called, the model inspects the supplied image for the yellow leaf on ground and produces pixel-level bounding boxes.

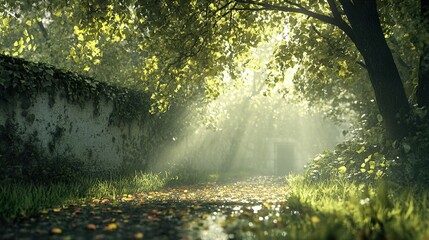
[134,232,144,239]
[104,223,118,231]
[50,228,62,234]
[52,207,61,213]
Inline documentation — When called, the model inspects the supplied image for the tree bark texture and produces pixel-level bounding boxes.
[340,0,411,139]
[417,0,429,109]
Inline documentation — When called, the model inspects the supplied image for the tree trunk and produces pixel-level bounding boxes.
[417,0,429,109]
[340,0,411,139]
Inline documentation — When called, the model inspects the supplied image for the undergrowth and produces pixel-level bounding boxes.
[287,119,429,239]
[284,175,429,240]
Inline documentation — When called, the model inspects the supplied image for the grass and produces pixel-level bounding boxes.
[0,171,187,222]
[282,175,429,240]
[0,181,81,221]
[86,171,168,200]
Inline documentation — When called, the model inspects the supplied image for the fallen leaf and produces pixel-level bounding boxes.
[122,197,134,201]
[50,228,62,234]
[147,215,160,221]
[87,224,97,231]
[134,232,144,239]
[151,209,161,215]
[104,223,118,231]
[52,207,61,213]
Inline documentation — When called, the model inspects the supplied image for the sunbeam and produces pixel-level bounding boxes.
[151,41,344,176]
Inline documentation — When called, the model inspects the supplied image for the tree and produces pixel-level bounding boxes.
[0,0,424,140]
[417,0,429,109]
[231,0,416,139]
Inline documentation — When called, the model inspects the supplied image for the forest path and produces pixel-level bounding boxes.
[1,176,289,239]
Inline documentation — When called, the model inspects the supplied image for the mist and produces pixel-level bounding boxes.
[151,70,345,176]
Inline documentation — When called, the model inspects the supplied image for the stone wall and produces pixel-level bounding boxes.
[2,93,150,171]
[0,55,155,173]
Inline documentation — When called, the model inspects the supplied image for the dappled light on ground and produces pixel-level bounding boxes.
[0,176,288,239]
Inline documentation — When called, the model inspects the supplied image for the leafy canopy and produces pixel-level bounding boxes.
[0,0,422,118]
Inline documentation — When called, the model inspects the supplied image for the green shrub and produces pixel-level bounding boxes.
[305,120,429,187]
[305,140,392,183]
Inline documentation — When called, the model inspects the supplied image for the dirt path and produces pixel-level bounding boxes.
[1,176,289,239]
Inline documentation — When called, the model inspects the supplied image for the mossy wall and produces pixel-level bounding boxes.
[0,55,155,175]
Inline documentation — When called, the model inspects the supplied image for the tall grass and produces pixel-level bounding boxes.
[283,175,429,239]
[0,171,171,222]
[86,171,168,200]
[0,181,84,220]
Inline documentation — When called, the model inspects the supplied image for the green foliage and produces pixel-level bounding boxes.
[387,121,429,185]
[0,0,286,113]
[0,54,151,123]
[0,0,424,129]
[305,140,392,183]
[0,0,424,120]
[305,112,429,187]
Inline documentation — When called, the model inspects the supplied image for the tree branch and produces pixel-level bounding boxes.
[337,0,354,16]
[326,0,355,41]
[233,0,355,41]
[37,21,48,39]
[327,0,342,20]
[216,1,235,13]
[231,7,265,11]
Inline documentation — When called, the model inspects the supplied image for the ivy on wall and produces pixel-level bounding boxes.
[0,54,166,181]
[0,54,151,124]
